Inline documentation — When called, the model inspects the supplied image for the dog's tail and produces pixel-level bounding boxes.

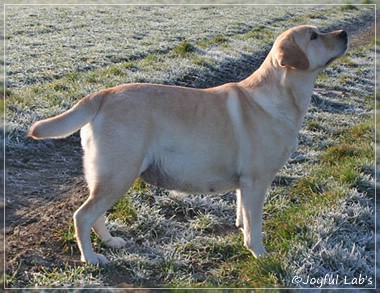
[28,91,104,139]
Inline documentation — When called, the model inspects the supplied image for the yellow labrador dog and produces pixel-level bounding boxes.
[29,25,348,264]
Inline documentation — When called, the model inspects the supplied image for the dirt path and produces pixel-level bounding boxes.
[2,20,376,287]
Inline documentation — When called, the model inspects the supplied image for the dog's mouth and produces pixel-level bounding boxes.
[325,43,348,67]
[325,56,338,66]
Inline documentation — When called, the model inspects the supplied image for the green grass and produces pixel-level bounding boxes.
[172,41,196,57]
[305,119,326,132]
[239,26,274,43]
[107,179,148,224]
[54,221,77,253]
[341,4,359,12]
[199,35,229,49]
[108,196,138,223]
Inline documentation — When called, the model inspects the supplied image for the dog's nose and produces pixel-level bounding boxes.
[338,30,348,40]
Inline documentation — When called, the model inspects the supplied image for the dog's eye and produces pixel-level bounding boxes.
[310,32,318,40]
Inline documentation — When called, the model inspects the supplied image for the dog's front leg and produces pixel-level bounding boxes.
[240,177,272,258]
[235,189,243,230]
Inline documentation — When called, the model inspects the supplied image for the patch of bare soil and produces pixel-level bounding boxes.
[4,138,89,286]
[2,21,376,288]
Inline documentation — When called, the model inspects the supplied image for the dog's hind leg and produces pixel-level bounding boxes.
[92,213,127,248]
[73,171,137,264]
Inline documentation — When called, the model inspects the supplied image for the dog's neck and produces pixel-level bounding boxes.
[279,68,320,119]
[239,55,321,128]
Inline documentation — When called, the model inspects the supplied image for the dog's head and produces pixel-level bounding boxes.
[273,25,349,71]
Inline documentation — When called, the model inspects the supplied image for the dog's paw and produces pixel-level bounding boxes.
[246,243,268,259]
[81,252,110,265]
[104,236,127,249]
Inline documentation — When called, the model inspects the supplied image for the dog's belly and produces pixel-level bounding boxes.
[139,157,240,194]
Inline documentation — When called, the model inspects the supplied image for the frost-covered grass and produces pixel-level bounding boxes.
[284,190,374,288]
[6,5,310,87]
[5,5,375,289]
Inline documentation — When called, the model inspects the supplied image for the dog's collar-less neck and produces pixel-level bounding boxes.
[281,68,319,124]
[240,58,319,130]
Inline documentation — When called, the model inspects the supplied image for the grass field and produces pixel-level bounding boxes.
[4,4,376,289]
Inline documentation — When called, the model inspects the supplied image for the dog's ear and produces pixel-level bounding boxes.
[275,35,309,70]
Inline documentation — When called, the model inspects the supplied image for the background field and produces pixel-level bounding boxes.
[4,4,376,289]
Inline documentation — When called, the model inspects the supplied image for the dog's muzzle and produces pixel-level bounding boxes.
[325,30,348,66]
